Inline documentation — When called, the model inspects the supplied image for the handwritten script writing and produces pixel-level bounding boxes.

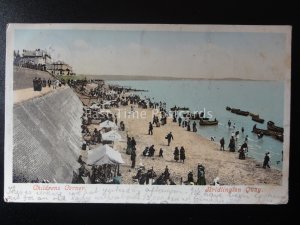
[4,185,287,204]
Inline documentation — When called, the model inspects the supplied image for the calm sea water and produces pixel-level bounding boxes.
[108,80,284,169]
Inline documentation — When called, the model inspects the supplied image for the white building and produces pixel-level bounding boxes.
[48,60,73,76]
[14,49,52,70]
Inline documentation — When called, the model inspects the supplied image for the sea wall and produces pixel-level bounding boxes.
[13,87,82,183]
[13,66,53,90]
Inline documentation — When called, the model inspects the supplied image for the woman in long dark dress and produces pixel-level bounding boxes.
[174,147,179,162]
[180,146,186,163]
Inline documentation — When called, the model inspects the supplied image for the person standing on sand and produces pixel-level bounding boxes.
[187,121,191,131]
[131,149,136,169]
[148,122,153,135]
[180,146,186,163]
[238,148,246,160]
[192,121,197,132]
[149,145,155,157]
[126,136,132,155]
[263,152,270,169]
[174,147,179,162]
[220,137,225,151]
[197,164,206,185]
[131,137,136,150]
[228,136,236,152]
[178,117,182,126]
[159,148,163,157]
[166,132,174,146]
[163,166,170,180]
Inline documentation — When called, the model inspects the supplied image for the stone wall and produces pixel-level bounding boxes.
[13,66,53,90]
[13,87,82,183]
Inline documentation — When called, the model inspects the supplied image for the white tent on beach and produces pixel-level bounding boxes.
[99,120,117,130]
[102,130,122,141]
[87,144,124,165]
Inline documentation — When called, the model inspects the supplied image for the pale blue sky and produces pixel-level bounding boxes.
[14,29,288,79]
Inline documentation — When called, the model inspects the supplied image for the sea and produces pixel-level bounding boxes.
[107,79,285,169]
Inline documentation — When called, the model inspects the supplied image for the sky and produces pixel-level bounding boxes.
[14,29,289,80]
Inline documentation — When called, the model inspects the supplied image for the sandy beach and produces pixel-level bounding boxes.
[15,82,282,186]
[109,105,282,185]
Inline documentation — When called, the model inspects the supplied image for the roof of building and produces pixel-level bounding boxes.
[22,49,51,58]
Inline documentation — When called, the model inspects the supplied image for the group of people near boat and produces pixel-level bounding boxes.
[176,116,197,132]
[221,121,273,168]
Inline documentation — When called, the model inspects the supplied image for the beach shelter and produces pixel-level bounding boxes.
[87,144,124,165]
[99,120,117,129]
[102,130,122,141]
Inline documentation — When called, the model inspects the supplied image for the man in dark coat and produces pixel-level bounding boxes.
[126,136,132,155]
[263,152,270,169]
[166,132,174,146]
[159,148,163,157]
[148,122,153,135]
[220,137,225,151]
[131,137,136,149]
[149,145,155,157]
[178,117,182,126]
